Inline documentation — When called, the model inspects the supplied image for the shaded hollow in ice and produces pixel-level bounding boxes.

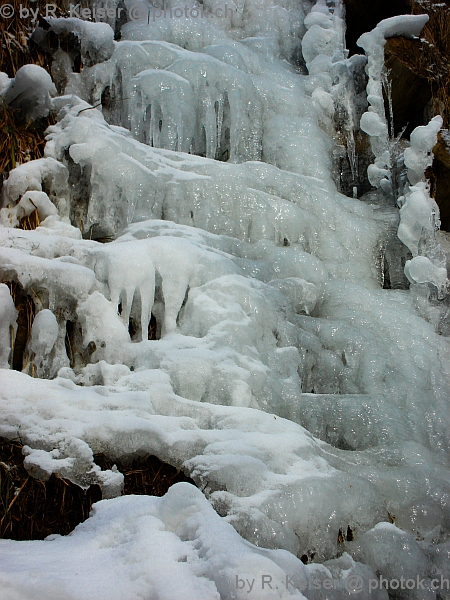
[0,284,16,369]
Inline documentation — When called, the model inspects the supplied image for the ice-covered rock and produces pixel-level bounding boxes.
[404,116,443,186]
[404,256,448,298]
[0,72,11,95]
[32,17,115,68]
[1,157,69,216]
[351,523,437,599]
[0,191,58,228]
[4,65,56,122]
[357,14,430,195]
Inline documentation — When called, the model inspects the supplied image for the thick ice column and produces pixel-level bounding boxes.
[357,15,430,196]
[129,70,195,152]
[301,0,345,74]
[145,239,198,336]
[397,117,442,258]
[98,243,156,342]
[302,0,365,192]
[397,117,449,298]
[27,309,59,377]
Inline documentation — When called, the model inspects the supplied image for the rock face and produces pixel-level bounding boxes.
[384,38,432,137]
[431,132,450,231]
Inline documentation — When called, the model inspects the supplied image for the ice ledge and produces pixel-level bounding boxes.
[357,14,430,52]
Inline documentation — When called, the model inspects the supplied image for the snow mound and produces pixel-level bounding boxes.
[3,65,56,122]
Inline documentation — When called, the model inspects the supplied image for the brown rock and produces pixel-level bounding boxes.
[384,38,433,136]
[432,132,450,231]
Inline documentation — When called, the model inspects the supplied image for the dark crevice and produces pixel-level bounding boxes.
[0,437,102,541]
[65,319,91,370]
[0,438,197,541]
[94,454,196,497]
[3,281,36,372]
[148,312,159,340]
[128,312,160,340]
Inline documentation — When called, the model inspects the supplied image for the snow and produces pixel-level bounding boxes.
[0,483,316,599]
[3,65,57,122]
[0,191,58,228]
[373,14,430,40]
[44,18,115,66]
[0,0,450,598]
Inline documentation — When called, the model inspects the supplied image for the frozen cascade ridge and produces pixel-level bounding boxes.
[1,0,450,597]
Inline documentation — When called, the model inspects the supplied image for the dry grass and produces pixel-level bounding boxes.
[94,454,196,498]
[0,437,102,540]
[0,1,70,179]
[0,0,67,77]
[19,208,41,230]
[0,437,196,540]
[0,102,50,175]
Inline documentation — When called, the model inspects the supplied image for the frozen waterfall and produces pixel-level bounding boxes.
[0,0,450,598]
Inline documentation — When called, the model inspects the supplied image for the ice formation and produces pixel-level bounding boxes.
[357,15,430,195]
[2,64,57,122]
[0,1,450,599]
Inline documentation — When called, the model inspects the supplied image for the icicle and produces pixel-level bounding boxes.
[216,96,224,151]
[397,117,448,298]
[202,95,217,159]
[99,244,156,342]
[357,15,430,198]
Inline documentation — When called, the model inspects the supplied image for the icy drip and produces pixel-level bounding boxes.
[335,74,358,185]
[302,0,368,195]
[398,116,449,299]
[357,15,430,197]
[129,70,194,153]
[372,205,411,290]
[357,15,448,298]
[78,42,263,162]
[346,120,357,184]
[166,57,262,162]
